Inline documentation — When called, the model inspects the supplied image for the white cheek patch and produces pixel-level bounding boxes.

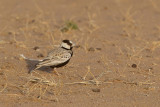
[61,43,70,49]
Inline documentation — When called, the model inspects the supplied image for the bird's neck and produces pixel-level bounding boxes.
[61,46,72,50]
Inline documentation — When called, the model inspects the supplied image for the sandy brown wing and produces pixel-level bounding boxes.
[37,52,72,67]
[47,48,68,58]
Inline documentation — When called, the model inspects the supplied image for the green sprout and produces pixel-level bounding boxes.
[61,21,79,33]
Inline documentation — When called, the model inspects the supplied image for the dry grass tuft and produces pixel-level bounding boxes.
[28,76,57,86]
[65,66,112,86]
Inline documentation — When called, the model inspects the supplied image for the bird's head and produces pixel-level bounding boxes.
[61,40,75,50]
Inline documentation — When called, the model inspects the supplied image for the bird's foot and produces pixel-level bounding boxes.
[53,68,60,76]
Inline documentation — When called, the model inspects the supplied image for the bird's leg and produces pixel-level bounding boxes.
[54,68,60,76]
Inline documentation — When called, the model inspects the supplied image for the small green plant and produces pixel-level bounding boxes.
[61,21,79,32]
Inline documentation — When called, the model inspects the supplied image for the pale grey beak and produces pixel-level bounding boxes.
[72,42,76,47]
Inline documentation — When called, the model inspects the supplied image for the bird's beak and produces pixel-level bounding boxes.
[72,42,76,47]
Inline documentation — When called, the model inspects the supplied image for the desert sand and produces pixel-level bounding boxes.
[0,0,160,107]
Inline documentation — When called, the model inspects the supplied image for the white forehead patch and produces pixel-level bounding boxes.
[69,40,75,46]
[69,40,73,44]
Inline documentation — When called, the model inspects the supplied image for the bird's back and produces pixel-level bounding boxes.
[36,47,73,67]
[46,47,72,59]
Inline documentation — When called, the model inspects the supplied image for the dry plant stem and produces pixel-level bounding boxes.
[0,94,22,96]
[28,75,57,86]
[23,15,29,40]
[23,74,57,98]
[83,66,97,81]
[27,83,39,95]
[0,83,8,93]
[39,85,43,99]
[44,21,55,47]
[150,0,160,12]
[65,81,113,85]
[96,71,107,80]
[117,46,125,55]
[0,25,8,35]
[22,80,31,88]
[69,68,109,85]
[6,84,26,95]
[100,56,110,69]
[84,37,89,53]
[0,73,8,93]
[13,33,27,48]
[129,46,147,60]
[41,85,48,97]
[87,12,97,29]
[82,66,90,80]
[123,81,155,86]
[138,82,155,85]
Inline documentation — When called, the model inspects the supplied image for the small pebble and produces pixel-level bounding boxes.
[0,72,4,75]
[37,53,44,58]
[33,46,40,51]
[8,31,13,35]
[96,48,101,51]
[131,64,137,68]
[29,19,35,24]
[92,88,100,92]
[88,47,95,52]
[97,60,101,63]
[75,45,81,48]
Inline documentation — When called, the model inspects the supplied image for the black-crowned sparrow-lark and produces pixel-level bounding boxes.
[29,40,75,73]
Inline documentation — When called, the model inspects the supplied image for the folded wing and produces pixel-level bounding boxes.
[36,52,71,67]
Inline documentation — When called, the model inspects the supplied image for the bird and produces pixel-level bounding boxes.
[29,40,75,73]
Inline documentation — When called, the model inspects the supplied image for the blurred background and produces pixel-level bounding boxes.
[0,0,160,106]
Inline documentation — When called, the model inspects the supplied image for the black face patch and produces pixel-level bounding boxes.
[62,40,72,46]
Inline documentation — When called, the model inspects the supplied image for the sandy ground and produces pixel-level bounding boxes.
[0,0,160,107]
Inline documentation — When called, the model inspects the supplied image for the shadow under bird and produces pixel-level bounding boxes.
[29,40,75,73]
